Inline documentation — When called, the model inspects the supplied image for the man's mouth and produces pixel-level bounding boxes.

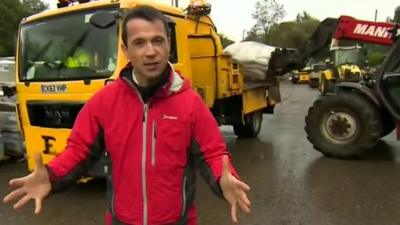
[143,62,161,72]
[144,62,159,66]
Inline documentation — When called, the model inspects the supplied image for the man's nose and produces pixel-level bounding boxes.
[144,43,156,57]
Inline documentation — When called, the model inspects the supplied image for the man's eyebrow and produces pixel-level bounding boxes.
[130,37,146,44]
[152,35,167,40]
[131,34,167,42]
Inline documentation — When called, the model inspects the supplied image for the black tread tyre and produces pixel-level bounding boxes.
[309,81,319,88]
[309,81,319,89]
[305,92,382,158]
[380,110,396,137]
[233,111,262,138]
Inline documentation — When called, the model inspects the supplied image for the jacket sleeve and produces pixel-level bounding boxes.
[46,94,105,192]
[190,94,238,198]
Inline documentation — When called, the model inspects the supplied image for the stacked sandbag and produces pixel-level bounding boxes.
[224,41,275,81]
[0,95,24,158]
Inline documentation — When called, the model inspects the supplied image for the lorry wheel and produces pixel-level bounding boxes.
[308,80,318,88]
[233,110,262,138]
[305,92,381,158]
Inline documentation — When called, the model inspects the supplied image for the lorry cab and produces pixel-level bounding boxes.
[291,67,311,84]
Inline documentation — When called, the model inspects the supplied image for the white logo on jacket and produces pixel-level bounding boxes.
[161,114,178,120]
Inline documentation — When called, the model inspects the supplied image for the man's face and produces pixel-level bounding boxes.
[122,18,170,81]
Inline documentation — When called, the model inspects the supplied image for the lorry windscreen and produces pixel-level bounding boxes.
[19,8,118,82]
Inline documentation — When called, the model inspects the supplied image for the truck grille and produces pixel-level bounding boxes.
[27,102,84,128]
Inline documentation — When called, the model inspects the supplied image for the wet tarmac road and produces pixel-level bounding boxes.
[1,81,400,225]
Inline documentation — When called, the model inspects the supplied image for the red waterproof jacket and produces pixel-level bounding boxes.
[47,63,237,225]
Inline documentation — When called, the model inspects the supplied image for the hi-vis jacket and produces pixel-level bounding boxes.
[47,63,237,225]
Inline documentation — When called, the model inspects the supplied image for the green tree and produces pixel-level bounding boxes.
[265,22,304,47]
[394,6,400,23]
[244,26,264,43]
[386,16,393,23]
[0,0,48,56]
[251,0,286,39]
[219,33,235,48]
[253,11,320,49]
[367,50,386,66]
[22,0,48,15]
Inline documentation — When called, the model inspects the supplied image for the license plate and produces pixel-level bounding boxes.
[41,84,67,93]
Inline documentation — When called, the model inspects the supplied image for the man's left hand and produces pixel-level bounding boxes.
[219,155,251,223]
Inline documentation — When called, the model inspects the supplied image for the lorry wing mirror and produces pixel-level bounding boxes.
[1,85,16,97]
[90,11,116,29]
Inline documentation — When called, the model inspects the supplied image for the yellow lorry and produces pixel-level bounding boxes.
[290,67,311,84]
[14,0,280,173]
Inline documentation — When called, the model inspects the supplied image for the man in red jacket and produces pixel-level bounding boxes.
[3,5,250,225]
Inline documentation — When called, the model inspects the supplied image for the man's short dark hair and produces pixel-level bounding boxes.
[122,5,171,46]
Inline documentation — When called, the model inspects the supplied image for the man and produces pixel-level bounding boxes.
[65,47,93,68]
[3,5,251,225]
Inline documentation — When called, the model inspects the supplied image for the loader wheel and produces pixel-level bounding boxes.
[233,110,262,138]
[380,111,396,137]
[305,92,382,158]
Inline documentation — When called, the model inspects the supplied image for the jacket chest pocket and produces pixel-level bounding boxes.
[153,117,189,169]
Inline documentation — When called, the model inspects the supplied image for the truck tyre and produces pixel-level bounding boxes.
[305,92,381,158]
[380,111,396,137]
[233,110,262,138]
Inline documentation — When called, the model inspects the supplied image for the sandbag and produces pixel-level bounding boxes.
[241,64,267,81]
[2,131,24,158]
[0,133,4,159]
[0,111,18,132]
[224,41,275,81]
[223,41,275,65]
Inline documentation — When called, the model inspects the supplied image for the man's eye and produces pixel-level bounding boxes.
[153,39,164,45]
[133,41,145,47]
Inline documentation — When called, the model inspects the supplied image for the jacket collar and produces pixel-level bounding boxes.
[119,62,187,97]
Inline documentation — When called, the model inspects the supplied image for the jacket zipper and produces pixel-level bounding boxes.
[111,191,115,216]
[122,77,151,225]
[182,176,187,216]
[142,104,148,225]
[151,121,156,167]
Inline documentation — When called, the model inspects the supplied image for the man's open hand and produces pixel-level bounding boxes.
[219,155,251,223]
[3,153,51,214]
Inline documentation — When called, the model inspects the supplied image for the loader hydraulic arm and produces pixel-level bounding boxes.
[333,16,397,46]
[269,16,399,76]
[268,18,339,75]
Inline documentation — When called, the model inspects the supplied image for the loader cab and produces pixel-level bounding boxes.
[377,38,400,120]
[331,46,365,81]
[333,47,365,67]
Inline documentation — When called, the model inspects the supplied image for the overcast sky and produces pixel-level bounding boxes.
[42,0,398,41]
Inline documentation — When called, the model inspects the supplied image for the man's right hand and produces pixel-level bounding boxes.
[3,153,51,214]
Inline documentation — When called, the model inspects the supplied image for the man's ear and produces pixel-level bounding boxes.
[121,43,128,57]
[167,37,171,51]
